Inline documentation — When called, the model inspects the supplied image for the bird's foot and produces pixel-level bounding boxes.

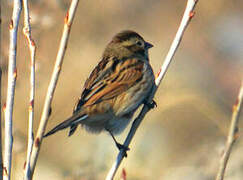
[144,99,157,109]
[116,142,130,157]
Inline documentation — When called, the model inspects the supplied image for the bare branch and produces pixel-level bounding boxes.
[216,82,243,180]
[28,0,80,178]
[3,0,22,179]
[0,0,3,178]
[106,0,199,179]
[22,0,36,179]
[0,69,3,180]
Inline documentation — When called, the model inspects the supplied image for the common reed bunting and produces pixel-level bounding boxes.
[44,30,155,153]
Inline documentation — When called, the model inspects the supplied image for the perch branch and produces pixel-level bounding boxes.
[22,0,36,179]
[216,82,243,180]
[28,0,80,178]
[106,0,199,179]
[3,0,22,179]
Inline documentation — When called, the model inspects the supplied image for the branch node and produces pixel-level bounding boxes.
[232,98,239,111]
[29,100,34,111]
[9,20,13,29]
[3,103,6,112]
[13,68,17,79]
[34,138,40,148]
[57,65,61,72]
[64,11,69,26]
[23,161,26,170]
[189,11,195,18]
[155,68,161,79]
[233,131,239,141]
[31,39,36,47]
[48,107,52,117]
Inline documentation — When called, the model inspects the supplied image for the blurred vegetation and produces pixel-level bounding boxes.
[1,0,243,179]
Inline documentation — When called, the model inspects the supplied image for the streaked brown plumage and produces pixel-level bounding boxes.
[44,30,155,151]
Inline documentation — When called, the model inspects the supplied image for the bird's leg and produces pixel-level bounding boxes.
[107,130,130,157]
[144,99,157,109]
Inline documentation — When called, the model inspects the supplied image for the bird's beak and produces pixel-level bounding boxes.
[145,42,153,49]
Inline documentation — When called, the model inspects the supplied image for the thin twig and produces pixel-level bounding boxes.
[22,0,36,179]
[28,0,80,178]
[216,82,243,180]
[0,0,3,179]
[106,0,199,179]
[3,0,22,179]
[0,69,3,180]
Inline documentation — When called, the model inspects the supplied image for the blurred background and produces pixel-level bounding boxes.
[1,0,243,179]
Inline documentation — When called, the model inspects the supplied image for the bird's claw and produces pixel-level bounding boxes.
[116,143,130,157]
[144,99,157,109]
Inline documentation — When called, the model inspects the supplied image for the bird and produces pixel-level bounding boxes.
[44,30,155,154]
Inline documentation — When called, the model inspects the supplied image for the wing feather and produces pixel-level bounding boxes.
[83,58,144,106]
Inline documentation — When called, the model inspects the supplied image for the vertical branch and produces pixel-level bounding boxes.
[0,70,3,180]
[216,82,243,180]
[28,0,80,178]
[0,0,3,178]
[106,0,199,179]
[3,0,22,179]
[22,0,36,179]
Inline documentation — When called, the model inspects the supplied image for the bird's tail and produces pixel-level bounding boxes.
[43,114,88,137]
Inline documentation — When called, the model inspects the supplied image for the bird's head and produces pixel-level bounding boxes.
[104,30,153,60]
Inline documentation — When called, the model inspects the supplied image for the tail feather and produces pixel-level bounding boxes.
[44,114,88,137]
[68,124,78,136]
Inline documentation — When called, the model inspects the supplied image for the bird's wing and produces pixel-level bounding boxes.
[44,58,145,137]
[80,57,144,107]
[73,56,115,112]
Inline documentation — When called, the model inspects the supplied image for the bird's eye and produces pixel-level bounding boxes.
[136,41,143,46]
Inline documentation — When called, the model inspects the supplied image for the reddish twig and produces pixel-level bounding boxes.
[106,0,199,179]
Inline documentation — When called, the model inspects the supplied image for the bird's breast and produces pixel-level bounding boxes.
[114,62,155,116]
